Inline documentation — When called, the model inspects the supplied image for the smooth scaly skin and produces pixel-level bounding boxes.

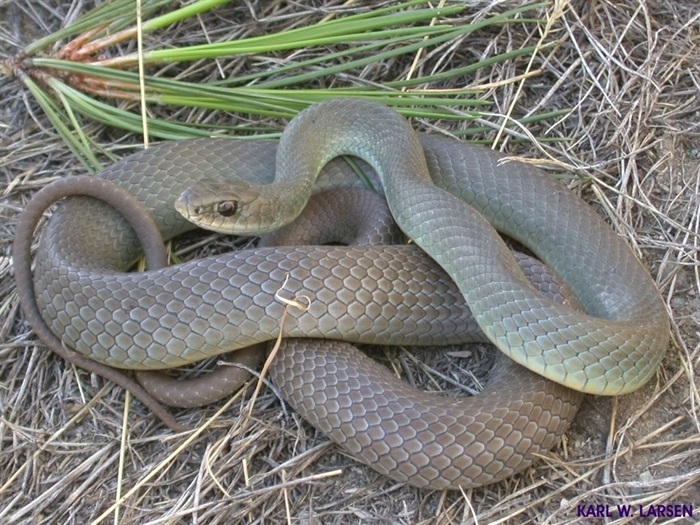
[14,179,584,487]
[180,99,669,395]
[13,99,668,488]
[139,188,408,408]
[270,340,581,489]
[263,188,584,489]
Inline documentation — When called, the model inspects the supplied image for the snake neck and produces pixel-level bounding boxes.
[275,99,432,226]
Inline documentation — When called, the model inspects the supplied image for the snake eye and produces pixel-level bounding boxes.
[217,201,238,217]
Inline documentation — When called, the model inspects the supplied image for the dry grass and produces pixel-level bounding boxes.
[1,1,699,524]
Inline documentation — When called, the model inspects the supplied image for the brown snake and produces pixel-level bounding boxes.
[13,99,669,488]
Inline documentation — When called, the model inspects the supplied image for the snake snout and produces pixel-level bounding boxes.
[173,186,200,219]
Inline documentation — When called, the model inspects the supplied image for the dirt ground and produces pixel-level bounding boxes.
[1,1,698,524]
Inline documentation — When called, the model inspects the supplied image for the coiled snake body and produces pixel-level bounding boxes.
[14,99,669,488]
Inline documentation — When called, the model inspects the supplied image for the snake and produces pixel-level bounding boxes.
[13,98,669,488]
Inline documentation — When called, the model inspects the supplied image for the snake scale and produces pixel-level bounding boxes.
[14,99,669,488]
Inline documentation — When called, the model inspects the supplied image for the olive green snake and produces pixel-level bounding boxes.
[13,99,669,489]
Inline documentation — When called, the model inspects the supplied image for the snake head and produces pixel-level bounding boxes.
[175,180,287,235]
